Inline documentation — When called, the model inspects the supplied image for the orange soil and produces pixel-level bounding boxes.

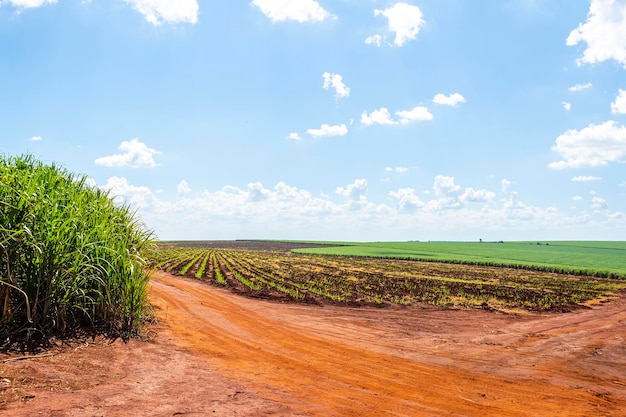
[3,271,626,416]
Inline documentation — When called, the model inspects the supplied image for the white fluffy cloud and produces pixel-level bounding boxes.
[307,123,348,137]
[501,179,512,193]
[433,175,461,198]
[396,106,433,124]
[287,132,302,140]
[361,108,397,126]
[460,188,496,203]
[592,196,608,210]
[362,106,433,126]
[549,121,626,169]
[336,179,368,200]
[389,188,424,211]
[567,0,626,68]
[103,176,156,208]
[612,89,626,114]
[433,93,466,107]
[101,176,624,241]
[563,102,572,111]
[252,0,332,23]
[322,72,350,99]
[95,138,161,168]
[124,0,199,25]
[177,180,192,196]
[29,135,43,141]
[247,182,271,202]
[4,0,198,24]
[569,83,593,92]
[572,176,602,182]
[201,182,339,218]
[3,0,56,8]
[364,34,382,47]
[426,176,495,209]
[370,2,425,47]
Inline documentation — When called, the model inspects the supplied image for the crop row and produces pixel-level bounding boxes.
[149,245,626,312]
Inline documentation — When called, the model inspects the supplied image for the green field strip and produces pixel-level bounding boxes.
[195,251,212,279]
[211,252,227,285]
[291,241,626,277]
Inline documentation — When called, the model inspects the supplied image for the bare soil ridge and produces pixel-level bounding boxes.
[3,271,625,416]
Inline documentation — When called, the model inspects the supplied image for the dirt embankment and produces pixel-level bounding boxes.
[3,271,626,416]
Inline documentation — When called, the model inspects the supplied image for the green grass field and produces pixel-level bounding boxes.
[290,241,626,278]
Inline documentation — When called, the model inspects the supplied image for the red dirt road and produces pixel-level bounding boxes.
[3,271,626,416]
[150,272,626,416]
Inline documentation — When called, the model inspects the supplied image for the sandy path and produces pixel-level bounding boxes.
[149,272,626,417]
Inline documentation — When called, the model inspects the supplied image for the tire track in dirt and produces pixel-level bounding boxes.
[150,272,626,417]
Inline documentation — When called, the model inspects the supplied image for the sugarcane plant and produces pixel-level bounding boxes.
[0,154,155,348]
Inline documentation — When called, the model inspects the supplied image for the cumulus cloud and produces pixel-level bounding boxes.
[569,83,593,92]
[364,34,382,47]
[433,93,466,107]
[460,188,496,203]
[198,182,335,218]
[361,108,397,126]
[396,106,433,124]
[612,89,626,114]
[433,175,461,198]
[501,178,512,193]
[287,132,302,140]
[566,0,626,68]
[247,182,271,202]
[307,123,348,137]
[389,188,424,211]
[124,0,199,25]
[361,105,433,126]
[548,121,626,169]
[99,175,625,241]
[177,180,192,196]
[336,179,368,200]
[372,2,425,47]
[252,0,332,23]
[424,176,495,209]
[423,197,462,211]
[29,135,43,141]
[102,176,156,208]
[9,0,199,24]
[4,0,56,8]
[95,138,161,168]
[563,102,572,111]
[322,72,350,99]
[572,176,602,181]
[592,196,608,210]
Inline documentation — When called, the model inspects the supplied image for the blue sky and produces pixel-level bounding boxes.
[2,0,626,241]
